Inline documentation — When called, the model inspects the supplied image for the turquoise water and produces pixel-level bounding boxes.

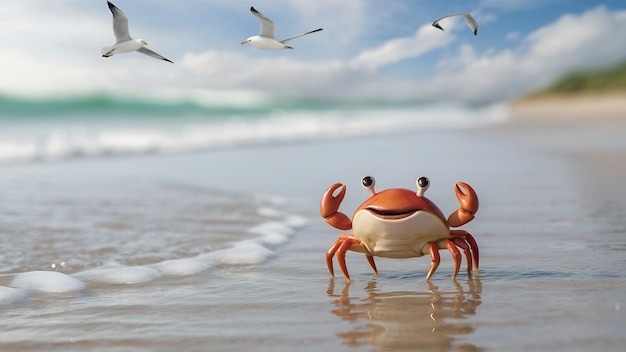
[0,94,497,117]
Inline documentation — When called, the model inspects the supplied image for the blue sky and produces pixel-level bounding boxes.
[1,0,625,105]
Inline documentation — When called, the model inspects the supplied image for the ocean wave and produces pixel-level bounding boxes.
[0,101,510,165]
[0,206,308,297]
[11,271,86,293]
[0,91,269,117]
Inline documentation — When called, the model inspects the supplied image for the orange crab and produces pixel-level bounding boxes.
[321,176,479,281]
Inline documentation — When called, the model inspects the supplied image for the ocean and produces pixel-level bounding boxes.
[0,94,507,165]
[1,95,624,351]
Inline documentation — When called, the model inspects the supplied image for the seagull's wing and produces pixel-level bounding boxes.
[463,14,478,35]
[279,28,323,44]
[250,7,275,39]
[432,13,468,31]
[432,13,456,30]
[107,1,132,43]
[137,47,173,63]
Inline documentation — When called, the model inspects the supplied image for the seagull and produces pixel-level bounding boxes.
[102,1,173,63]
[241,7,323,50]
[432,13,478,36]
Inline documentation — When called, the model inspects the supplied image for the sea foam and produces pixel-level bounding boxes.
[0,286,29,304]
[283,214,309,228]
[1,201,305,306]
[150,258,213,276]
[11,271,86,293]
[72,267,162,285]
[199,240,276,265]
[248,221,295,246]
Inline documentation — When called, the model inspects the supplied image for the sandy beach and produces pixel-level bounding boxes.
[500,94,626,198]
[0,95,625,351]
[508,93,626,121]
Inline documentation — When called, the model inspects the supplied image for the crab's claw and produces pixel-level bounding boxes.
[320,183,352,230]
[447,182,479,227]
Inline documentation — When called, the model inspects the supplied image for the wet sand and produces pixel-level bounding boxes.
[463,94,626,351]
[0,96,625,351]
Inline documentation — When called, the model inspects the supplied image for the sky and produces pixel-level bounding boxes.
[0,0,625,105]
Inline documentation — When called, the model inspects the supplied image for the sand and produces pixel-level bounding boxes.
[503,93,626,192]
[508,92,626,122]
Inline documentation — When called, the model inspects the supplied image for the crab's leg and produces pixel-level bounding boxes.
[451,237,473,277]
[465,233,480,270]
[337,237,355,282]
[366,254,378,275]
[328,235,374,282]
[451,229,479,271]
[446,239,462,280]
[326,237,346,277]
[426,242,440,280]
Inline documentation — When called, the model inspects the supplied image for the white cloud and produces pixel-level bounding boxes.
[505,32,521,41]
[349,24,453,70]
[525,7,615,65]
[181,50,365,98]
[0,2,110,95]
[478,0,545,12]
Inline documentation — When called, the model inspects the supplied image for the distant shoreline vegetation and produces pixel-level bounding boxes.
[531,60,626,97]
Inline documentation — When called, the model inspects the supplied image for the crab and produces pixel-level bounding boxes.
[321,176,479,281]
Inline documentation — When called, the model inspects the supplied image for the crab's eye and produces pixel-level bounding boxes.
[416,176,429,197]
[362,176,376,195]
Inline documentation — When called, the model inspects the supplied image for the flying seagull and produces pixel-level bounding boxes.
[241,7,323,50]
[102,1,173,63]
[432,13,478,36]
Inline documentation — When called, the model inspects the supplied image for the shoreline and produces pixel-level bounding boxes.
[506,92,626,126]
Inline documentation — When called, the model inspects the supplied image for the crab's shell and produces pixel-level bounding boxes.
[351,188,450,258]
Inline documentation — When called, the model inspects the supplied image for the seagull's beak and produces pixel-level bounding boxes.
[241,40,248,45]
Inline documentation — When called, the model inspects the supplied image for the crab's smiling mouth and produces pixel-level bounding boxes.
[365,207,418,220]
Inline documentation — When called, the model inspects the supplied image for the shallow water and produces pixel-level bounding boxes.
[0,127,625,351]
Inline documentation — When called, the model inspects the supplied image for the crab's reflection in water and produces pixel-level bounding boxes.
[327,278,483,351]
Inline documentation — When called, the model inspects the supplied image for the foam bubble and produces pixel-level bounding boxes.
[257,208,309,227]
[73,267,161,285]
[248,221,294,246]
[0,286,29,304]
[12,271,86,293]
[284,215,309,228]
[200,241,275,265]
[255,194,289,206]
[150,259,213,276]
[257,207,282,217]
